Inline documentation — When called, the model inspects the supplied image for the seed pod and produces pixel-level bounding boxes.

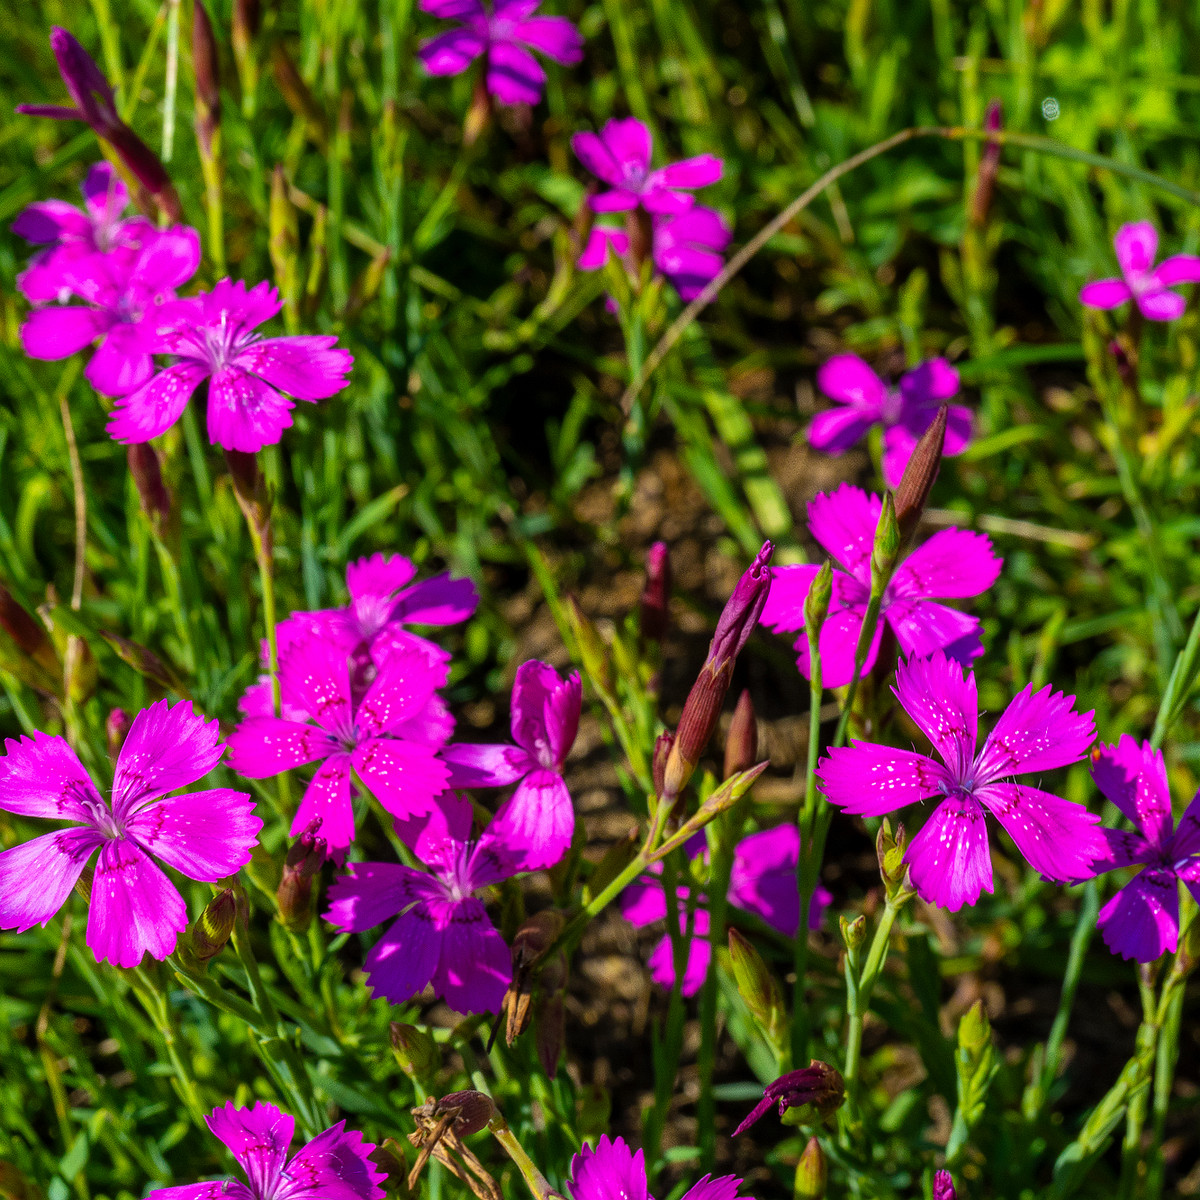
[840,913,866,953]
[969,99,1002,228]
[434,1090,494,1138]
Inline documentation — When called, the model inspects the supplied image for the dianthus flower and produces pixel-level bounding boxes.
[149,1101,385,1200]
[1086,736,1200,961]
[20,224,200,397]
[12,162,153,302]
[107,279,353,452]
[418,0,583,107]
[759,483,1001,688]
[226,633,451,858]
[442,660,580,870]
[933,1171,957,1200]
[569,1136,752,1200]
[325,795,521,1013]
[810,355,972,488]
[732,1061,845,1136]
[0,700,260,967]
[573,118,722,215]
[620,826,832,996]
[819,651,1102,911]
[1079,222,1200,321]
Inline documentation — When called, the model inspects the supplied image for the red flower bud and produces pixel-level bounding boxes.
[723,689,757,778]
[639,541,671,644]
[893,406,946,546]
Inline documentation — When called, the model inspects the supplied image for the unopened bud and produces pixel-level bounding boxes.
[390,1022,439,1081]
[277,819,326,931]
[106,707,131,764]
[651,730,673,799]
[225,450,272,548]
[875,818,915,904]
[840,914,866,953]
[192,0,221,152]
[271,42,327,148]
[728,928,783,1037]
[535,991,565,1079]
[958,998,991,1057]
[0,583,61,695]
[639,541,671,644]
[804,561,833,635]
[893,406,947,546]
[723,689,757,778]
[99,630,186,694]
[463,74,493,147]
[232,0,262,113]
[794,1136,827,1200]
[969,99,1002,228]
[567,597,613,694]
[370,1140,408,1195]
[512,910,564,967]
[870,494,901,585]
[127,443,172,533]
[190,888,241,963]
[933,1170,956,1200]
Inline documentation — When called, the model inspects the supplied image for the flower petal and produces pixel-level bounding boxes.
[806,483,881,583]
[1171,791,1200,858]
[236,336,353,400]
[130,225,201,295]
[354,646,445,736]
[620,879,668,927]
[885,600,984,668]
[107,361,209,443]
[1078,278,1132,310]
[578,226,629,268]
[352,737,448,822]
[1091,826,1150,872]
[1114,221,1157,278]
[1136,287,1186,321]
[797,592,880,688]
[150,1184,253,1200]
[431,896,511,1013]
[680,1176,749,1200]
[729,824,802,935]
[357,905,442,1005]
[205,367,295,453]
[512,15,583,63]
[277,1122,386,1200]
[346,553,416,602]
[974,682,1095,783]
[12,199,92,245]
[87,838,187,967]
[0,827,101,932]
[890,651,978,775]
[81,161,129,226]
[589,188,641,214]
[325,861,426,931]
[418,27,486,75]
[816,354,887,411]
[84,326,153,397]
[292,753,356,857]
[898,357,960,403]
[21,304,109,359]
[1090,735,1172,847]
[1153,255,1200,286]
[442,741,533,787]
[904,795,993,911]
[487,769,574,871]
[881,424,918,489]
[653,155,723,190]
[225,717,337,777]
[757,564,820,635]
[571,131,625,188]
[818,742,949,817]
[807,406,878,456]
[112,698,224,815]
[569,1138,650,1200]
[418,0,484,17]
[890,528,1002,600]
[0,730,100,820]
[206,1101,293,1198]
[600,117,652,176]
[126,788,261,881]
[1097,869,1179,962]
[646,909,710,996]
[978,781,1104,883]
[390,572,479,625]
[485,41,544,106]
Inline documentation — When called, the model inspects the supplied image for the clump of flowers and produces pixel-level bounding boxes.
[809,354,973,487]
[0,700,260,967]
[568,1135,753,1200]
[1079,221,1200,321]
[760,483,1001,687]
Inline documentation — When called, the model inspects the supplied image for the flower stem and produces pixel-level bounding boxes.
[129,964,208,1130]
[488,1112,562,1200]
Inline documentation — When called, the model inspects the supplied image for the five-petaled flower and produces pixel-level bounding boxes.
[819,651,1102,911]
[568,1135,753,1200]
[1086,736,1200,962]
[107,279,353,452]
[1079,222,1200,321]
[418,0,583,107]
[0,700,260,968]
[324,795,521,1013]
[148,1101,385,1200]
[809,355,973,488]
[760,483,1001,688]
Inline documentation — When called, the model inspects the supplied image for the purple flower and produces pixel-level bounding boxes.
[1079,221,1200,321]
[933,1171,957,1200]
[568,1135,752,1200]
[324,795,521,1013]
[819,651,1102,911]
[225,633,451,859]
[441,660,580,871]
[418,0,583,107]
[148,1100,385,1200]
[810,355,973,488]
[0,700,260,968]
[573,118,722,216]
[12,162,153,303]
[20,224,200,397]
[1087,736,1200,962]
[107,279,353,452]
[620,826,832,996]
[731,1061,845,1136]
[759,483,1001,688]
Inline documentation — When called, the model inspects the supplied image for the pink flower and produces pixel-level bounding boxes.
[0,700,260,968]
[933,1171,957,1200]
[107,279,353,452]
[418,0,583,107]
[1079,221,1200,321]
[568,1135,752,1200]
[819,651,1102,911]
[225,633,451,859]
[324,795,521,1013]
[759,483,1001,688]
[12,162,153,302]
[572,118,723,216]
[148,1100,385,1200]
[20,224,200,397]
[810,355,973,488]
[620,826,832,996]
[1087,737,1200,962]
[441,660,580,871]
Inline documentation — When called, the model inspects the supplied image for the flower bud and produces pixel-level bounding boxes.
[277,819,326,931]
[728,928,784,1041]
[463,75,493,147]
[270,41,327,148]
[192,0,220,152]
[732,1061,845,1136]
[127,443,172,534]
[225,450,272,550]
[870,494,901,587]
[651,730,673,799]
[639,541,671,644]
[969,99,1002,228]
[535,991,565,1079]
[840,913,866,952]
[794,1137,827,1200]
[434,1090,494,1137]
[106,707,131,764]
[933,1170,956,1200]
[231,0,261,114]
[189,887,241,963]
[0,584,61,696]
[804,561,833,635]
[875,818,915,905]
[567,597,613,695]
[99,630,187,695]
[723,689,757,778]
[893,407,946,547]
[390,1022,439,1081]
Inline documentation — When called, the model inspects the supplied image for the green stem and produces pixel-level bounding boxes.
[488,1113,559,1200]
[129,965,208,1129]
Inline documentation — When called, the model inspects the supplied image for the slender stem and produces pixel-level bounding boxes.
[199,136,226,275]
[488,1113,561,1200]
[56,368,86,747]
[129,965,208,1129]
[1118,967,1159,1198]
[833,587,887,750]
[163,0,180,162]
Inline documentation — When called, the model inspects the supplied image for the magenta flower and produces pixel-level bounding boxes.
[149,1101,385,1200]
[933,1172,957,1200]
[1087,737,1200,962]
[20,224,200,397]
[0,700,260,968]
[810,355,973,488]
[12,162,153,302]
[819,651,1102,911]
[731,1062,844,1136]
[620,826,832,996]
[418,0,583,107]
[573,118,722,215]
[759,483,1001,688]
[107,279,353,452]
[1079,222,1200,321]
[325,795,521,1013]
[568,1136,752,1200]
[226,633,451,859]
[441,660,580,871]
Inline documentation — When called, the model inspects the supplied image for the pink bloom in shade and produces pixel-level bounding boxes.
[810,354,973,488]
[1087,736,1200,962]
[0,700,260,968]
[1079,221,1200,321]
[107,279,353,452]
[12,162,153,302]
[324,795,519,1013]
[148,1101,386,1200]
[20,224,200,396]
[568,1135,752,1200]
[818,651,1102,912]
[572,118,723,216]
[933,1171,957,1200]
[226,634,451,860]
[759,483,1001,688]
[441,660,580,871]
[418,0,583,107]
[620,827,833,996]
